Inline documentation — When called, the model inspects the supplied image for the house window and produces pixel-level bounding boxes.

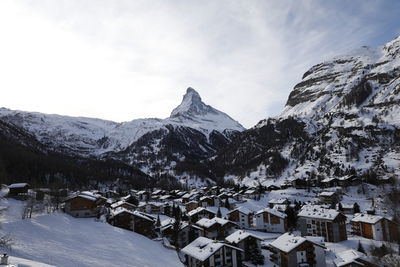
[312,220,315,224]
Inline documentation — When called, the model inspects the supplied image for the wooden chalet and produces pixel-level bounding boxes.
[225,230,263,261]
[181,237,242,267]
[269,233,326,267]
[188,207,215,223]
[195,217,237,240]
[254,208,287,233]
[351,213,399,242]
[227,207,253,229]
[63,191,107,218]
[109,209,155,237]
[8,183,30,198]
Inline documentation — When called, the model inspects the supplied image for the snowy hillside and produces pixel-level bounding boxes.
[0,198,182,267]
[212,36,400,186]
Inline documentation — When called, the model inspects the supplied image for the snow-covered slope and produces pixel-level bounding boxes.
[0,88,243,157]
[0,198,181,267]
[279,36,400,121]
[212,36,400,185]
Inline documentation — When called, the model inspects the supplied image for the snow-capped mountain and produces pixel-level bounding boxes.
[0,88,244,179]
[212,36,400,186]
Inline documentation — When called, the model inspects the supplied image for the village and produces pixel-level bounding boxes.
[1,176,399,267]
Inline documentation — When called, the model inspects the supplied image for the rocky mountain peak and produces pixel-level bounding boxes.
[170,87,218,118]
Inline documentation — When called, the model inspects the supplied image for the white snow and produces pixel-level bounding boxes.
[0,198,181,267]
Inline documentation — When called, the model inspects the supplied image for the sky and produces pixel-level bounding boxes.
[0,0,399,128]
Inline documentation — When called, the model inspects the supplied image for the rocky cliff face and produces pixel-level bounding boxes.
[213,36,400,186]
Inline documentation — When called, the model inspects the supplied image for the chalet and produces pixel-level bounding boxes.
[159,194,173,202]
[267,185,280,191]
[291,178,309,189]
[110,200,136,211]
[350,213,399,242]
[7,183,30,198]
[232,193,244,202]
[254,208,287,233]
[196,217,237,240]
[298,205,347,242]
[101,190,120,199]
[333,249,378,267]
[320,177,339,188]
[188,207,215,223]
[64,191,107,218]
[185,201,199,213]
[199,196,219,207]
[209,186,220,195]
[337,175,361,187]
[109,208,155,237]
[217,192,230,200]
[181,237,242,267]
[244,189,258,200]
[318,191,340,205]
[268,233,326,267]
[268,198,290,209]
[161,222,204,248]
[182,193,192,203]
[227,207,253,229]
[137,190,150,202]
[336,203,354,214]
[225,230,263,261]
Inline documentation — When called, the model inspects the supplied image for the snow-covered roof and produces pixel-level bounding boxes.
[321,177,338,183]
[110,201,136,209]
[269,233,325,253]
[298,205,341,221]
[8,183,29,189]
[319,191,336,197]
[228,206,253,215]
[181,237,241,262]
[111,208,155,222]
[225,230,263,244]
[333,249,368,267]
[351,213,383,224]
[268,198,288,204]
[269,233,308,253]
[64,191,104,202]
[196,217,233,228]
[255,208,287,219]
[188,207,206,217]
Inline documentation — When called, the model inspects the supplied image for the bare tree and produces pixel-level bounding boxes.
[0,234,13,250]
[22,197,36,219]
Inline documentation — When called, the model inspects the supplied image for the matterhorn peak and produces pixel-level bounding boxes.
[170,87,216,118]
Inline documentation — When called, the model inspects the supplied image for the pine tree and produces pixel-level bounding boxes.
[353,202,361,213]
[156,215,161,227]
[357,241,365,254]
[248,238,264,265]
[338,202,344,211]
[224,198,230,210]
[217,207,222,218]
[285,206,298,229]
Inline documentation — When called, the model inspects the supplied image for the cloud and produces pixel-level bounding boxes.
[0,0,399,127]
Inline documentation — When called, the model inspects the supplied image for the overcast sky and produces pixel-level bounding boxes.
[1,0,399,128]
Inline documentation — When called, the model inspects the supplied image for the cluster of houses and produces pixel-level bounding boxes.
[5,182,399,266]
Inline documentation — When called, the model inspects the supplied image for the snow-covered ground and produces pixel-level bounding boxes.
[0,197,182,267]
